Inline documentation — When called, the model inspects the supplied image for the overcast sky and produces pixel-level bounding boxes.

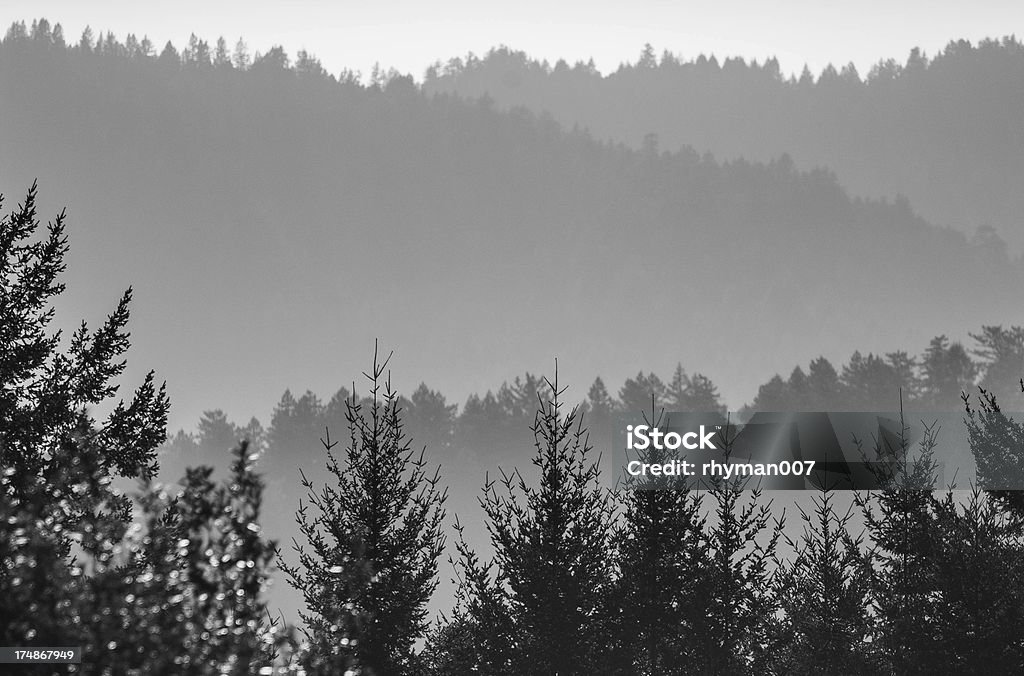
[6,1,1024,81]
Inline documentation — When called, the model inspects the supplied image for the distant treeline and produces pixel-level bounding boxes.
[163,327,1024,474]
[425,41,1024,249]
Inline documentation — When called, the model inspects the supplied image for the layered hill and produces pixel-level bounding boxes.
[1,24,1022,429]
[424,40,1024,250]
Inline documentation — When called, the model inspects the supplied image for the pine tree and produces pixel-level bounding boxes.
[0,183,170,651]
[419,612,479,674]
[971,325,1024,407]
[773,491,877,675]
[615,402,708,674]
[749,374,790,412]
[927,488,1024,673]
[586,376,616,423]
[232,38,250,70]
[666,363,690,410]
[806,356,843,409]
[619,370,666,417]
[197,409,241,455]
[691,425,783,675]
[685,372,726,414]
[787,366,811,410]
[214,37,231,68]
[405,383,457,452]
[174,440,283,672]
[280,346,447,675]
[73,442,284,674]
[1,183,290,673]
[453,369,617,674]
[920,335,976,410]
[964,378,1024,516]
[857,416,942,674]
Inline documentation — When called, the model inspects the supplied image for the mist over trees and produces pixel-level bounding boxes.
[162,328,1024,481]
[1,21,1023,425]
[425,40,1024,250]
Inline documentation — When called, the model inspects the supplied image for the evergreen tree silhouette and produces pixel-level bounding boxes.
[615,401,708,674]
[927,488,1024,672]
[691,424,783,675]
[857,417,943,674]
[920,335,977,410]
[0,183,284,673]
[964,378,1024,516]
[452,368,617,674]
[76,441,284,674]
[806,356,843,409]
[0,182,169,654]
[773,491,877,674]
[620,371,666,417]
[971,325,1024,407]
[279,345,447,675]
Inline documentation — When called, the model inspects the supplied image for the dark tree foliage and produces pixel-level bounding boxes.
[666,363,727,414]
[971,326,1024,407]
[0,184,284,674]
[614,404,708,675]
[619,371,667,417]
[418,613,478,674]
[964,378,1024,516]
[857,417,944,674]
[927,488,1024,673]
[773,491,877,675]
[857,406,1024,674]
[171,441,283,672]
[452,370,617,675]
[280,346,447,675]
[920,335,977,410]
[75,441,285,674]
[0,183,169,652]
[747,335,992,413]
[691,426,783,675]
[585,376,616,421]
[402,383,457,452]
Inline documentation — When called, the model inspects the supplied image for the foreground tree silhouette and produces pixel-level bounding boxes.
[692,427,783,675]
[773,491,877,675]
[964,378,1024,516]
[280,346,447,675]
[861,409,1024,673]
[0,183,169,652]
[926,488,1024,673]
[74,441,285,674]
[450,369,617,675]
[614,403,708,675]
[0,183,284,674]
[857,417,943,675]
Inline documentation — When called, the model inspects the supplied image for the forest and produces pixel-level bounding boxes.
[4,16,1024,675]
[4,181,1024,674]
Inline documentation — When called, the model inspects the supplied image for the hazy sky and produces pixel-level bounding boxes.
[6,1,1024,81]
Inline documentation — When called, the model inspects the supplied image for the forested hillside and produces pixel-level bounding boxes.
[425,40,1024,250]
[1,21,1021,425]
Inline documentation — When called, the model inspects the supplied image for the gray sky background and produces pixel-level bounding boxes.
[6,1,1024,81]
